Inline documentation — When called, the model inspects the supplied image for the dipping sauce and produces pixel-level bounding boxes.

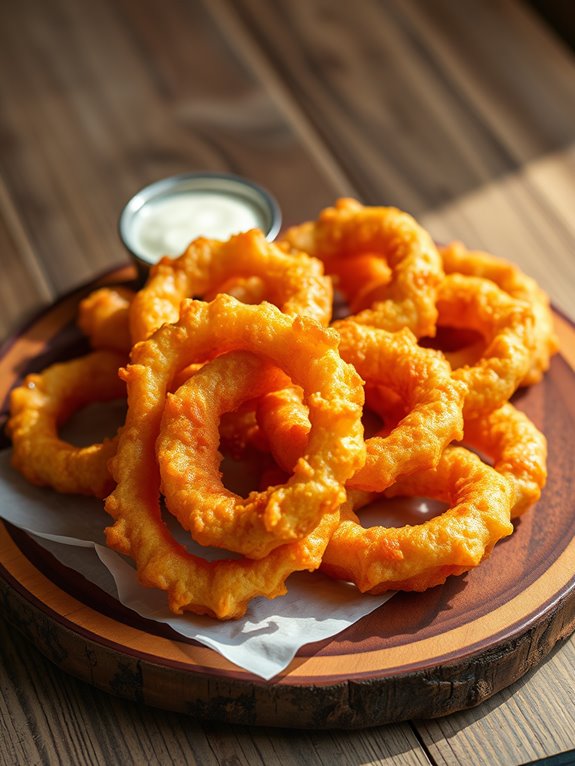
[132,192,266,264]
[118,173,281,274]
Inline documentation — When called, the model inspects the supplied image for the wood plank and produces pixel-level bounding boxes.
[0,605,431,765]
[0,182,54,341]
[527,0,575,52]
[230,0,575,317]
[394,0,575,318]
[231,0,472,212]
[398,0,575,161]
[416,638,575,766]
[0,613,227,766]
[419,145,575,318]
[230,0,575,206]
[0,0,347,328]
[202,725,433,766]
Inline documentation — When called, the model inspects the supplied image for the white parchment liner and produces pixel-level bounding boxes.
[0,445,393,680]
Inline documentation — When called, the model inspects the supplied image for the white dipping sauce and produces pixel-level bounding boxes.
[131,192,265,264]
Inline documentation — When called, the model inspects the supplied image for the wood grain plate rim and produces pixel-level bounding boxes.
[2,513,575,681]
[1,270,574,727]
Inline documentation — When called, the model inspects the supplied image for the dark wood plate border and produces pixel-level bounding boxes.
[0,269,574,729]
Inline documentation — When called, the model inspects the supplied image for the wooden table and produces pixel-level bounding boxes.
[1,1,575,763]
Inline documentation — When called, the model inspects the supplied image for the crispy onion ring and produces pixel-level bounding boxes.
[435,274,534,416]
[363,384,410,434]
[256,322,466,493]
[255,385,309,476]
[203,275,267,305]
[8,351,125,497]
[104,296,366,614]
[321,447,513,593]
[78,276,270,355]
[78,286,135,354]
[463,403,547,518]
[158,351,299,557]
[282,197,443,337]
[218,401,269,460]
[112,502,340,620]
[148,303,365,557]
[340,323,466,491]
[440,241,559,385]
[171,360,272,460]
[129,229,333,343]
[326,253,392,308]
[78,276,292,462]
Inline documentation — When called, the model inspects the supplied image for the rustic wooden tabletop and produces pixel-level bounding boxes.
[1,0,575,764]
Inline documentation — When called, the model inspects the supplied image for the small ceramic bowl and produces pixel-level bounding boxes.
[118,172,282,280]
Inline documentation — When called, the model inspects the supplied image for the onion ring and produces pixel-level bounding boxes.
[440,241,559,385]
[325,253,392,308]
[108,501,340,620]
[104,296,366,614]
[435,274,534,416]
[78,275,270,355]
[321,446,513,593]
[8,350,125,497]
[282,197,443,337]
[340,322,466,491]
[203,275,267,305]
[257,321,466,493]
[78,286,135,354]
[463,402,547,518]
[255,385,309,476]
[218,401,269,460]
[129,229,333,342]
[149,303,364,557]
[157,351,299,557]
[78,264,316,464]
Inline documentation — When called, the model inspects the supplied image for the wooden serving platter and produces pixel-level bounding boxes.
[1,268,575,729]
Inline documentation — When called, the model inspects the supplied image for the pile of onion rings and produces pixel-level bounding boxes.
[7,201,556,618]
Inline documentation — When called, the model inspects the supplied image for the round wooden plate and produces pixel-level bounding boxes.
[1,268,575,729]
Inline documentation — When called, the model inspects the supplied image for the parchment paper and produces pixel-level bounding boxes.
[0,449,393,680]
